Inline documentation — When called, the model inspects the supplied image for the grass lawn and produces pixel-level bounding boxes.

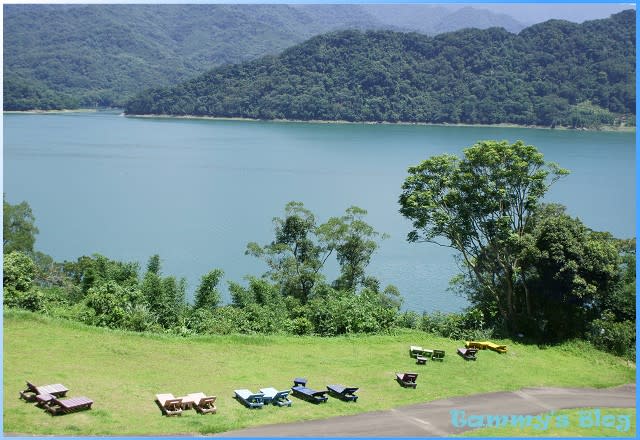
[3,310,635,435]
[458,408,636,437]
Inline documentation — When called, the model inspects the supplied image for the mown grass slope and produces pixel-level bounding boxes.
[3,311,635,435]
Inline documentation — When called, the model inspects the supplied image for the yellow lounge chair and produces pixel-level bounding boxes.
[483,341,507,353]
[465,341,507,353]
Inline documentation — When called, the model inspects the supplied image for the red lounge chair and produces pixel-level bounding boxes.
[396,372,418,388]
[20,381,69,402]
[42,395,93,415]
[457,347,478,360]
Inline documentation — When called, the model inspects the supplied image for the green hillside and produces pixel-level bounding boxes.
[2,4,383,110]
[124,10,635,128]
[3,311,635,435]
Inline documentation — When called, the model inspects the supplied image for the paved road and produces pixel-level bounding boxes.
[215,383,636,437]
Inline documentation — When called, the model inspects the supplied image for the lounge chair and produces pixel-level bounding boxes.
[293,377,307,387]
[416,355,429,365]
[465,341,487,350]
[484,341,508,353]
[465,341,507,353]
[409,345,424,358]
[42,395,93,416]
[184,392,217,414]
[396,372,418,388]
[291,379,328,404]
[457,347,478,360]
[234,389,264,409]
[260,387,292,407]
[155,393,183,416]
[20,381,69,402]
[431,349,445,361]
[327,384,359,402]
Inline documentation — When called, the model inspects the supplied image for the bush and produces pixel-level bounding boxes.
[45,301,96,324]
[307,290,398,336]
[421,308,492,340]
[4,288,43,312]
[397,311,421,329]
[286,316,314,335]
[588,312,636,359]
[3,251,36,295]
[206,306,252,335]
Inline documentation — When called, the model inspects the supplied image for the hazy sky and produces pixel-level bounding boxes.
[463,3,635,24]
[3,1,635,25]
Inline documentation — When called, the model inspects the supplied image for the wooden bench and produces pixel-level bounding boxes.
[45,396,93,415]
[20,382,69,402]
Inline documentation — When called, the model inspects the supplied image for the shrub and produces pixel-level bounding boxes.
[3,251,36,295]
[207,306,251,335]
[286,316,314,335]
[421,308,492,340]
[588,312,636,359]
[307,290,398,336]
[397,311,421,329]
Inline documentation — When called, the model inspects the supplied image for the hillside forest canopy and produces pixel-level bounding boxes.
[3,141,635,360]
[124,10,635,129]
[2,3,536,111]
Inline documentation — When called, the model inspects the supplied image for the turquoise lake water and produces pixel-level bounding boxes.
[2,111,636,312]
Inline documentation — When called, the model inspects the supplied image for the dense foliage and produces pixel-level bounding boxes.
[3,200,400,337]
[399,142,635,358]
[4,4,529,110]
[399,140,569,331]
[3,194,39,254]
[2,4,378,110]
[3,143,635,359]
[125,11,635,128]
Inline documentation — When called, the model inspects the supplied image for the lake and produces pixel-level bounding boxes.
[2,111,636,312]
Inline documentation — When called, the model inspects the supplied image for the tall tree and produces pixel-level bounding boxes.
[246,201,330,302]
[399,140,568,330]
[247,202,388,302]
[3,195,39,254]
[194,269,224,310]
[321,206,387,291]
[520,204,621,339]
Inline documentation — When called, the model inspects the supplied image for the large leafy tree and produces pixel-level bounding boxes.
[399,140,568,330]
[247,201,387,302]
[521,204,622,339]
[246,201,330,303]
[3,195,39,254]
[322,206,387,291]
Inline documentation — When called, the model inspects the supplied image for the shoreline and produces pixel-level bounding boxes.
[4,109,635,132]
[3,108,100,114]
[122,113,639,132]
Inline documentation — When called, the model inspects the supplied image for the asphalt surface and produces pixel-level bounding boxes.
[215,383,636,437]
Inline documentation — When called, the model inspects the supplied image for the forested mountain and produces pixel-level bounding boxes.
[358,4,526,34]
[2,4,373,109]
[125,11,635,128]
[3,4,528,110]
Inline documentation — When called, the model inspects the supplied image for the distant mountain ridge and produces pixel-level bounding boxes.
[124,10,635,129]
[4,3,528,110]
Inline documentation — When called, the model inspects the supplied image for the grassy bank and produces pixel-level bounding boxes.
[3,311,635,435]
